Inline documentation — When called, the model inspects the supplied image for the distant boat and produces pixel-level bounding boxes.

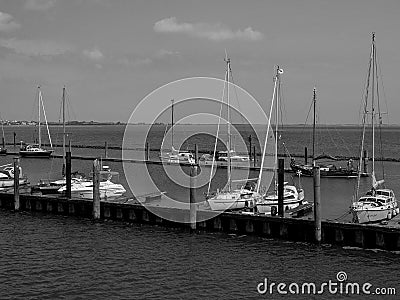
[256,67,305,214]
[289,89,362,178]
[19,86,54,158]
[0,163,28,189]
[160,99,195,165]
[351,33,399,223]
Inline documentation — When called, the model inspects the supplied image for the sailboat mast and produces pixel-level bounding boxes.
[62,86,66,162]
[38,86,42,147]
[226,57,231,192]
[371,32,375,177]
[171,99,174,149]
[274,66,280,190]
[312,87,316,166]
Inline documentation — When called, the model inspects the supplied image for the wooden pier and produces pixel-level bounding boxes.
[1,192,400,252]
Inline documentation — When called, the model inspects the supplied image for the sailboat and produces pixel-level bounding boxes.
[19,86,54,158]
[206,56,260,211]
[289,89,364,178]
[351,33,399,223]
[31,87,88,194]
[160,99,196,165]
[256,67,305,214]
[0,117,6,155]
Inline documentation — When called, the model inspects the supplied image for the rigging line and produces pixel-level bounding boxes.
[228,61,246,126]
[374,45,385,182]
[376,46,390,125]
[354,43,372,202]
[207,65,227,195]
[40,94,53,149]
[302,96,315,154]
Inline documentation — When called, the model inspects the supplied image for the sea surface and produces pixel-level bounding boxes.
[1,125,400,299]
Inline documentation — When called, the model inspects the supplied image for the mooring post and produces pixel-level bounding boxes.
[92,159,101,219]
[145,142,150,161]
[305,147,308,165]
[313,166,321,243]
[190,164,198,231]
[194,144,198,165]
[66,151,72,199]
[278,158,284,217]
[363,150,368,174]
[253,146,256,167]
[2,137,4,149]
[248,135,252,160]
[13,132,16,147]
[13,157,20,211]
[104,141,108,158]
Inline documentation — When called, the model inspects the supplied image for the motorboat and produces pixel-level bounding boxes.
[0,164,28,189]
[58,166,126,200]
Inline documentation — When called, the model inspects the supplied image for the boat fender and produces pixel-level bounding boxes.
[387,211,392,220]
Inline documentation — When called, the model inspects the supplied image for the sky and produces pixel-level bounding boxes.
[1,0,400,124]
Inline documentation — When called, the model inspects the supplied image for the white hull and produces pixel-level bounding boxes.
[257,199,303,214]
[208,198,252,211]
[207,190,258,211]
[354,208,394,223]
[0,178,28,188]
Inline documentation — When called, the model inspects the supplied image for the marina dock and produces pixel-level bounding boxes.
[1,191,400,252]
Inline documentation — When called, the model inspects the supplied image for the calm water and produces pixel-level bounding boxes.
[1,125,400,299]
[0,210,399,299]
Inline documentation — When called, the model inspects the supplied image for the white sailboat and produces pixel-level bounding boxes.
[351,33,399,223]
[256,67,305,214]
[206,55,260,211]
[19,86,54,158]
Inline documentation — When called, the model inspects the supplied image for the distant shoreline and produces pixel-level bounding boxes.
[2,122,400,128]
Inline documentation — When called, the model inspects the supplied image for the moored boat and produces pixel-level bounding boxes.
[0,164,28,189]
[351,33,399,223]
[58,166,126,200]
[19,86,54,158]
[255,67,305,214]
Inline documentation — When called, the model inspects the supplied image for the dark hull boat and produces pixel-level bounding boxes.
[289,158,367,178]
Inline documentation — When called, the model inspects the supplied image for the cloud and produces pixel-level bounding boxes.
[154,17,263,41]
[155,49,180,58]
[0,38,74,56]
[83,48,104,61]
[0,12,21,32]
[24,0,57,11]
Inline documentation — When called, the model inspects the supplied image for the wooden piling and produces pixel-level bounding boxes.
[92,159,101,219]
[277,158,284,217]
[190,165,198,230]
[194,144,198,164]
[313,166,321,243]
[13,132,16,147]
[253,146,256,167]
[248,135,252,159]
[304,147,308,165]
[145,142,150,161]
[13,157,20,211]
[65,151,72,199]
[363,150,368,174]
[104,141,108,158]
[2,137,4,149]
